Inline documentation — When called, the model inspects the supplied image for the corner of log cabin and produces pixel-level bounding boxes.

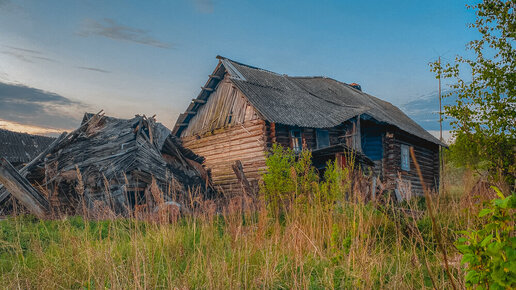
[382,127,440,194]
[180,75,268,195]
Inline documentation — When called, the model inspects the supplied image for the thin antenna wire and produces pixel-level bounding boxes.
[438,56,445,194]
[439,56,443,143]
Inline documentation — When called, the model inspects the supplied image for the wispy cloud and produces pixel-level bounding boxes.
[0,81,85,130]
[76,66,110,73]
[3,45,42,55]
[1,45,58,63]
[78,18,173,49]
[192,0,214,13]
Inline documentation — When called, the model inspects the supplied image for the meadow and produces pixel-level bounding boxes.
[0,152,500,289]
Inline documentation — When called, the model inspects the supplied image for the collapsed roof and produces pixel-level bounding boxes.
[0,112,209,216]
[0,129,55,166]
[174,56,444,146]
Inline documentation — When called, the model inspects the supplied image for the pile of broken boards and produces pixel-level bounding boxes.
[0,112,212,219]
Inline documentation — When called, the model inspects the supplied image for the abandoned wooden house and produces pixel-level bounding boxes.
[173,56,446,196]
[0,112,209,217]
[0,129,55,168]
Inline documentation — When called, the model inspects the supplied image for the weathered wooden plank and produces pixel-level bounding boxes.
[232,160,254,196]
[0,158,50,218]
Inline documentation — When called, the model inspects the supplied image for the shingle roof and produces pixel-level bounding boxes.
[0,129,55,165]
[174,56,444,146]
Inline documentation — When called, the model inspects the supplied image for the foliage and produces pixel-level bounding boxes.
[319,159,349,207]
[261,144,351,217]
[430,0,516,186]
[445,131,492,170]
[261,144,319,216]
[455,187,516,289]
[260,144,296,216]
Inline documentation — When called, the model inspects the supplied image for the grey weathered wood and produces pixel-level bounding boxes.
[0,131,67,204]
[232,160,253,196]
[0,158,50,218]
[192,99,206,104]
[0,111,208,217]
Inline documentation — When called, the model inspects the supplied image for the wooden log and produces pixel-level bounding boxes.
[193,99,206,104]
[232,160,253,196]
[0,158,50,218]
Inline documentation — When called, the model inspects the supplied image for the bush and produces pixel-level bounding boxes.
[261,144,349,216]
[455,187,515,289]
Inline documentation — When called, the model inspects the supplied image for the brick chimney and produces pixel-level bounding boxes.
[349,83,362,91]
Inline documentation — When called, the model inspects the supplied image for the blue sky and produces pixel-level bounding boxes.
[0,0,476,136]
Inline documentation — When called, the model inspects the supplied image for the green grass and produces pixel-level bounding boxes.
[0,152,494,289]
[0,185,484,289]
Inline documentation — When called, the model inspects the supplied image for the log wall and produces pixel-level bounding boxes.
[383,128,440,195]
[182,119,267,195]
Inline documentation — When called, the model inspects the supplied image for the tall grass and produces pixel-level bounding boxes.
[0,153,493,289]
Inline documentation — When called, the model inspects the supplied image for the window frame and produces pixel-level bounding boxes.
[290,129,303,153]
[400,144,411,171]
[316,129,330,149]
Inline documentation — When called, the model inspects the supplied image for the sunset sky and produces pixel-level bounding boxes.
[0,0,476,137]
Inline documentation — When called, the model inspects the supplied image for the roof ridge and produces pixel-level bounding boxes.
[216,55,284,76]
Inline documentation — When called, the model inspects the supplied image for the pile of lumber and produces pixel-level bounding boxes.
[0,112,210,218]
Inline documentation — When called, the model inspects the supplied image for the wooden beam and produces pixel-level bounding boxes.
[192,99,206,104]
[209,74,221,80]
[0,158,50,218]
[176,123,189,127]
[232,160,253,197]
[185,111,196,115]
[201,86,214,92]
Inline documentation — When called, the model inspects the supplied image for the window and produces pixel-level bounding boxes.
[316,129,330,149]
[290,129,302,153]
[401,144,410,171]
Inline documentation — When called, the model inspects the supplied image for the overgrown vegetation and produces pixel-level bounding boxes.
[456,187,515,288]
[261,144,348,217]
[0,147,511,289]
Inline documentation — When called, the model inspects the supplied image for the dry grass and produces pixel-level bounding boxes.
[0,166,491,289]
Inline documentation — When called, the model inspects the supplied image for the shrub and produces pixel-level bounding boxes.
[261,144,350,217]
[261,144,319,216]
[455,186,515,289]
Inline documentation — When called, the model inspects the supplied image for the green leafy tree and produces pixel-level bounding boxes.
[431,0,516,186]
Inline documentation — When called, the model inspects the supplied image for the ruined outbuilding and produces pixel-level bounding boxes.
[0,112,209,217]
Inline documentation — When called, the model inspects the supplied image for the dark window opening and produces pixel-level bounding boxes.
[126,189,146,208]
[316,129,330,149]
[361,126,383,161]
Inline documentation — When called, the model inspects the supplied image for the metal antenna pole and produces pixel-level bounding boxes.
[438,56,444,193]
